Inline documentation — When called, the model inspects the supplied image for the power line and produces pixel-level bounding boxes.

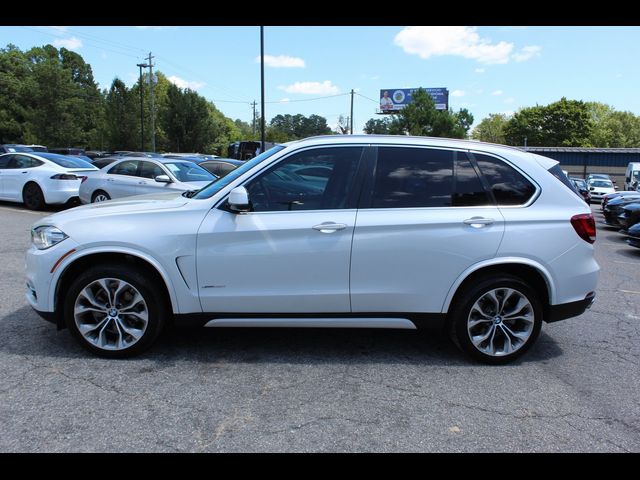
[265,93,348,104]
[356,92,379,104]
[19,26,142,60]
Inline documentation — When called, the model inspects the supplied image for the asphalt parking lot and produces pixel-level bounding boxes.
[0,200,639,452]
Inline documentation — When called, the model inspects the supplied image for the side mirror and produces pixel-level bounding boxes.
[155,174,172,183]
[228,186,251,212]
[614,186,619,191]
[590,187,595,191]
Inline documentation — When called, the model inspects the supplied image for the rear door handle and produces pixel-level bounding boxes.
[463,217,495,227]
[138,181,147,185]
[312,222,347,233]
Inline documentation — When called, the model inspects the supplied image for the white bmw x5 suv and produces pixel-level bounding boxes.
[25,136,599,364]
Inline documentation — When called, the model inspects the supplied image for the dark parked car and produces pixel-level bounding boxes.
[570,177,591,203]
[603,194,640,226]
[90,157,120,169]
[625,222,640,248]
[84,151,110,160]
[199,158,243,178]
[602,190,640,210]
[618,203,640,232]
[49,147,85,156]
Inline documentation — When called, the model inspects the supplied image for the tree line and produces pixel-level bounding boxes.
[0,44,335,155]
[471,97,640,147]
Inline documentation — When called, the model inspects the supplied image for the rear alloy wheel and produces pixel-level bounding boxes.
[23,183,45,210]
[449,275,542,364]
[92,190,110,203]
[64,265,167,358]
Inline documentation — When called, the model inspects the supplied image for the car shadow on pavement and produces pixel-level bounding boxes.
[0,199,78,213]
[1,305,564,366]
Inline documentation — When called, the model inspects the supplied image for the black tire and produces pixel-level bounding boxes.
[91,190,111,203]
[23,182,45,210]
[448,275,543,365]
[63,264,168,358]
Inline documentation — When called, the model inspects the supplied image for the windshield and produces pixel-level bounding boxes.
[163,162,216,183]
[193,145,286,199]
[591,180,613,188]
[38,153,95,169]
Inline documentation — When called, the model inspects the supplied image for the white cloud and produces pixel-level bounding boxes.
[101,52,108,60]
[394,26,514,64]
[135,26,171,30]
[616,73,623,78]
[512,45,541,62]
[279,98,290,103]
[491,90,503,96]
[257,55,305,68]
[475,68,485,73]
[451,90,465,97]
[53,37,82,50]
[280,80,340,95]
[168,75,206,90]
[504,97,515,104]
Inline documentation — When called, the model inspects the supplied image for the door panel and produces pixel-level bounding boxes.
[196,145,366,313]
[136,161,170,195]
[104,160,141,198]
[350,146,505,313]
[197,209,357,312]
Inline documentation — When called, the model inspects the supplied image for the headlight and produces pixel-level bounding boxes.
[31,226,68,250]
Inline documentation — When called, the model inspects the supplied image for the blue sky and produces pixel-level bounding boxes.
[1,26,639,134]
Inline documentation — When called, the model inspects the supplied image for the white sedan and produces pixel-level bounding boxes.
[0,152,97,210]
[588,179,616,202]
[79,157,217,204]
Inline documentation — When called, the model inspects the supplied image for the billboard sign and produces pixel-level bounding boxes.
[379,88,449,112]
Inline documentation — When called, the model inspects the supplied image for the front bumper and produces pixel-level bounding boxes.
[546,292,596,323]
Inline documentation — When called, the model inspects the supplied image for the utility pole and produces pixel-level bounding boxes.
[260,27,266,154]
[136,62,148,151]
[350,89,355,135]
[251,100,257,137]
[147,52,155,152]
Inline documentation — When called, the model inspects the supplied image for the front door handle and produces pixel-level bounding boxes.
[312,222,347,233]
[463,217,495,228]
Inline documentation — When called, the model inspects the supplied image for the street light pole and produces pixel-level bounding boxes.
[136,63,148,152]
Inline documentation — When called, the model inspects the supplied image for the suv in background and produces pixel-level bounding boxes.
[25,136,599,364]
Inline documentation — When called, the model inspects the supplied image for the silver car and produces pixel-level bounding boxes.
[79,157,217,203]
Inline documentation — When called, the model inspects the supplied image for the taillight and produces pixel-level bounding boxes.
[50,173,78,180]
[571,213,596,244]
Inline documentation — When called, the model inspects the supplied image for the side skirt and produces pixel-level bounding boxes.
[173,313,446,330]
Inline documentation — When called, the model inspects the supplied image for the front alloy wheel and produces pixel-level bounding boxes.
[74,278,149,351]
[64,265,167,357]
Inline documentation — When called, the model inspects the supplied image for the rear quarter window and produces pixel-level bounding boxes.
[472,153,537,206]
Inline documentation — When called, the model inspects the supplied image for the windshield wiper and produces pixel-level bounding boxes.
[181,189,199,198]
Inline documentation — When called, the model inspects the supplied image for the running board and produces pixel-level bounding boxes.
[203,317,417,329]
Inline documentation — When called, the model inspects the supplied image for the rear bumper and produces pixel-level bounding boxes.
[546,293,595,323]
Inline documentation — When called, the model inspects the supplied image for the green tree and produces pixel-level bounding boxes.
[471,113,510,144]
[363,117,391,134]
[104,78,138,150]
[586,102,640,147]
[504,97,593,147]
[388,88,473,138]
[0,44,31,143]
[267,113,332,141]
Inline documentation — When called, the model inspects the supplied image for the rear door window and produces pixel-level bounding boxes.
[108,160,140,176]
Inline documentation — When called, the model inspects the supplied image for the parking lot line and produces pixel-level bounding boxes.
[619,289,640,295]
